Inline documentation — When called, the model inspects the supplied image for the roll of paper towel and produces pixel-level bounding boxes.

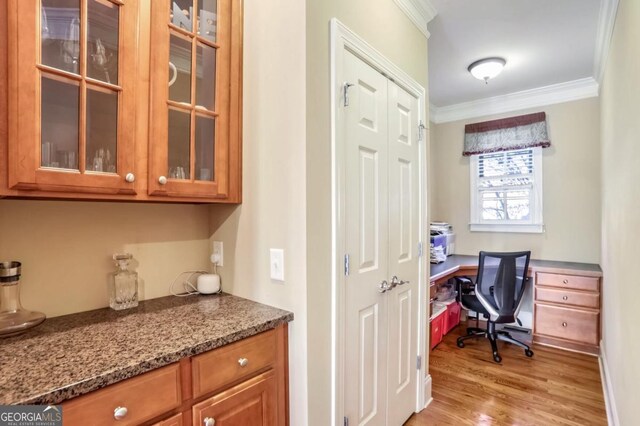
[197,274,221,294]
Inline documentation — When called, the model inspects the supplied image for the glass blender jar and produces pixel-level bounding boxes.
[0,261,46,337]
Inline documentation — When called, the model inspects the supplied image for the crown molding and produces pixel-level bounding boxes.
[393,0,438,39]
[430,77,600,124]
[594,0,620,83]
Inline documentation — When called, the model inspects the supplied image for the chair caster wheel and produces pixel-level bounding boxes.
[493,353,502,363]
[525,349,534,357]
[456,340,465,348]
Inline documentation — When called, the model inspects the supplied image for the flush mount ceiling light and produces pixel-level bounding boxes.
[468,57,507,84]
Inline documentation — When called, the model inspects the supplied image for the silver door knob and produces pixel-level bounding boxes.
[125,173,135,183]
[204,417,215,426]
[238,357,249,367]
[379,280,390,293]
[158,176,168,185]
[113,406,128,420]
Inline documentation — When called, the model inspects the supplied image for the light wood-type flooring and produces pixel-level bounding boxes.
[406,325,607,426]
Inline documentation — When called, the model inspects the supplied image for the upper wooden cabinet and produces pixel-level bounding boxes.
[6,0,138,196]
[1,0,242,203]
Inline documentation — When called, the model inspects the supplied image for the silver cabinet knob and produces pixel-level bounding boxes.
[158,176,168,185]
[113,406,128,420]
[125,173,135,183]
[562,296,568,301]
[204,417,216,426]
[562,279,569,284]
[238,357,249,367]
[562,322,568,327]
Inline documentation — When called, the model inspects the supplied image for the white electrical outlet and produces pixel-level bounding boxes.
[270,248,284,281]
[212,241,224,266]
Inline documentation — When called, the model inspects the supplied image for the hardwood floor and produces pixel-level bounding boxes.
[406,325,607,426]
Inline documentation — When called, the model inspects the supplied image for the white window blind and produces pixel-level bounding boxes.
[470,147,543,233]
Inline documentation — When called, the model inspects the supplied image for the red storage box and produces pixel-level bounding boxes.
[430,312,445,349]
[444,302,461,334]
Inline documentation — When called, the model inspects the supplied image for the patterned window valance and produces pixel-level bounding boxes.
[463,112,551,156]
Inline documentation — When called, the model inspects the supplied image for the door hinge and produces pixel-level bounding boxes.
[344,254,350,276]
[416,355,422,370]
[418,242,423,258]
[343,82,355,107]
[418,121,426,142]
[344,416,349,426]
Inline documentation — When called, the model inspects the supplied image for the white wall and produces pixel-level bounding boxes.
[431,98,601,263]
[207,0,308,425]
[600,0,640,423]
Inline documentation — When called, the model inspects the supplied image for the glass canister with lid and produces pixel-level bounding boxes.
[0,261,46,337]
[110,253,139,310]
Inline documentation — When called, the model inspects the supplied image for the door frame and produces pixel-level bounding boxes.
[330,18,429,425]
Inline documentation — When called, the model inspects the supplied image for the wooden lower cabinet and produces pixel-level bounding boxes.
[153,413,183,426]
[193,371,277,426]
[61,325,288,426]
[533,271,601,355]
[62,364,182,426]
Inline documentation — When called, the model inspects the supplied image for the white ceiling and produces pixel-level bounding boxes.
[428,0,601,107]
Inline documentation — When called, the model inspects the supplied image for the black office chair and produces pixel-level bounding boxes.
[456,251,534,363]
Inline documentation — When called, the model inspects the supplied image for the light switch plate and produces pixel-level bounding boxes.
[270,248,284,281]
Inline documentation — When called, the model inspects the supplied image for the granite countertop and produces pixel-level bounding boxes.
[430,254,602,281]
[0,293,293,405]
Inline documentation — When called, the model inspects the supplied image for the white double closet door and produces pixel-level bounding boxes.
[342,50,421,426]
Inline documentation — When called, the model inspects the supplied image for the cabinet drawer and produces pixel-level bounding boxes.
[534,304,598,345]
[192,370,277,426]
[536,287,599,309]
[536,272,599,292]
[62,364,181,426]
[153,413,183,426]
[192,329,277,398]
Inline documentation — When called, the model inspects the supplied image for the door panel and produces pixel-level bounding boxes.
[344,49,389,426]
[343,50,421,426]
[386,81,420,425]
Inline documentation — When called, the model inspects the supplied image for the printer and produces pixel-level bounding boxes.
[430,222,455,257]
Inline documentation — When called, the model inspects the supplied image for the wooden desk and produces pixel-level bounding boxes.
[429,255,603,355]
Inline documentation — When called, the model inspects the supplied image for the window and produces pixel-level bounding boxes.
[470,147,543,233]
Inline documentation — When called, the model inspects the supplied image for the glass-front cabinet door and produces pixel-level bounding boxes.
[7,0,137,195]
[148,0,241,200]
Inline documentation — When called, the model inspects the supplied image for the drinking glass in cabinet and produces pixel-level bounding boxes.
[168,109,191,179]
[87,0,119,84]
[170,0,194,31]
[195,116,215,181]
[41,0,81,74]
[198,0,218,42]
[86,89,118,173]
[41,77,79,170]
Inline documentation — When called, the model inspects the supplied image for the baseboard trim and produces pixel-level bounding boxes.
[423,374,433,409]
[599,341,620,426]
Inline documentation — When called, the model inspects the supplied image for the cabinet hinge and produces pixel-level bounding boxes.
[344,416,349,426]
[344,254,350,276]
[418,242,423,258]
[418,121,426,142]
[417,355,422,370]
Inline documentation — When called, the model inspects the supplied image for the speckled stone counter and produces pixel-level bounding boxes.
[0,293,293,405]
